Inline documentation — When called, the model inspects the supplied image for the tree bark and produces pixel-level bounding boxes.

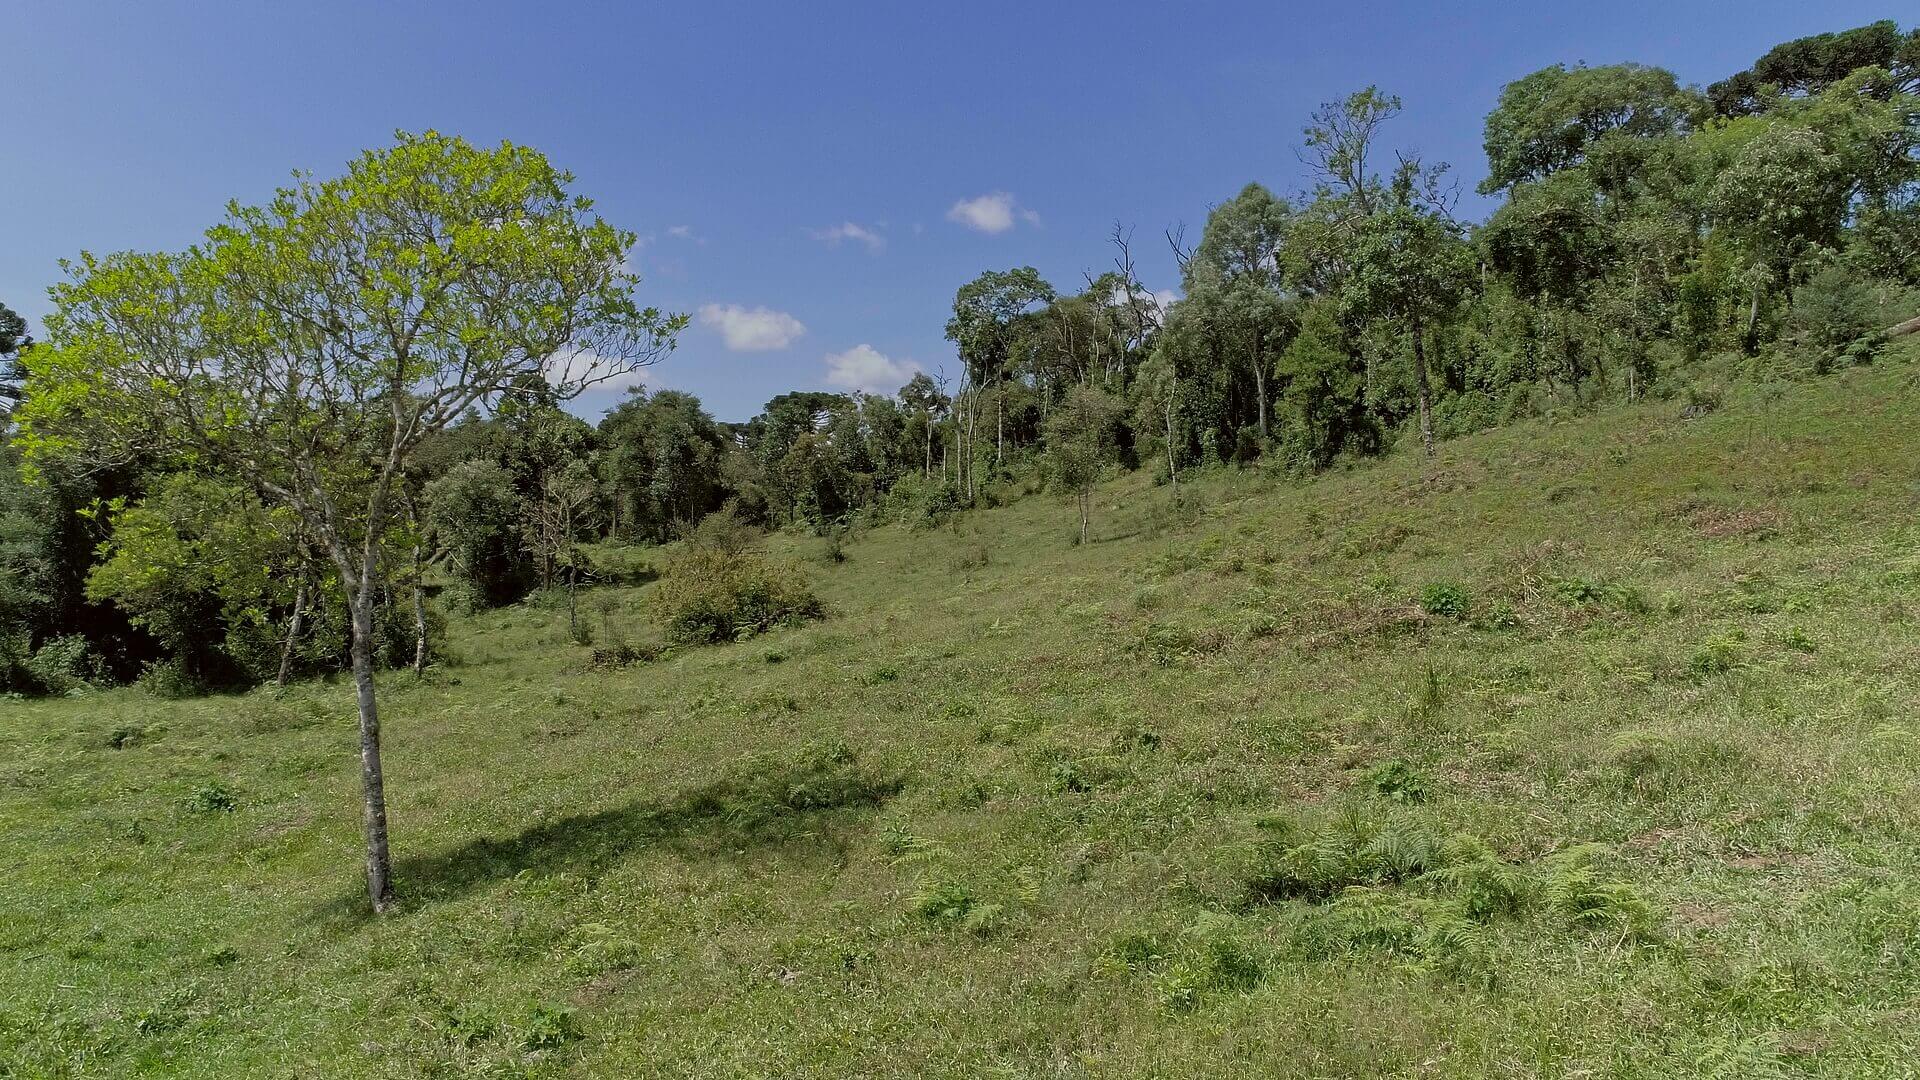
[1164,385,1179,505]
[1253,329,1268,440]
[410,542,428,677]
[276,578,307,688]
[1079,490,1090,544]
[1875,313,1920,342]
[1412,316,1435,458]
[349,590,395,913]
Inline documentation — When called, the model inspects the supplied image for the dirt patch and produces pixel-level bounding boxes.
[1675,501,1785,541]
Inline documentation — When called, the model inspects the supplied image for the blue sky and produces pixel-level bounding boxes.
[3,1,1900,421]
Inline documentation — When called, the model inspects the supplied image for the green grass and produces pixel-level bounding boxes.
[9,350,1920,1076]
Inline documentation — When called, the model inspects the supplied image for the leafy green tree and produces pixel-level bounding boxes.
[0,301,29,410]
[598,388,729,540]
[85,475,301,687]
[898,372,951,479]
[945,268,1055,499]
[1303,89,1478,457]
[1044,385,1124,543]
[1479,63,1698,193]
[423,459,524,610]
[1710,20,1919,116]
[18,131,683,911]
[1188,183,1293,441]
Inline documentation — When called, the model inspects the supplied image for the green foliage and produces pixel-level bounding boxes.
[1538,845,1660,940]
[1364,758,1433,803]
[23,634,94,696]
[423,459,524,611]
[519,1002,581,1051]
[653,545,822,645]
[184,782,237,814]
[1418,581,1470,618]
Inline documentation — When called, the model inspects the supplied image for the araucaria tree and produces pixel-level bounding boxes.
[16,131,684,911]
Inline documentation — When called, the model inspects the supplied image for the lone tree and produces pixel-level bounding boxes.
[16,131,684,911]
[1044,384,1124,543]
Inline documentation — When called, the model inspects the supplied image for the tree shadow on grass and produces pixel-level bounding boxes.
[318,746,902,920]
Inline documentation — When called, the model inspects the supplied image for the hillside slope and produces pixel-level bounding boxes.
[7,349,1920,1078]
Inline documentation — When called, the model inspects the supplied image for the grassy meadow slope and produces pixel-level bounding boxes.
[7,347,1920,1077]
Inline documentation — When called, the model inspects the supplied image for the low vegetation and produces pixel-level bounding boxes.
[6,347,1920,1074]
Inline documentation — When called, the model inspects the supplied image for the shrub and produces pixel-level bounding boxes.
[1785,264,1880,372]
[520,1002,581,1051]
[1365,759,1433,804]
[137,658,202,700]
[1687,639,1742,677]
[1538,845,1659,941]
[1157,913,1265,1011]
[654,547,822,645]
[1246,813,1447,902]
[185,783,237,814]
[588,641,662,669]
[1419,582,1470,619]
[913,880,979,925]
[24,635,93,695]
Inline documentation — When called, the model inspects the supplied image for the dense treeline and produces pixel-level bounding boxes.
[4,20,1918,698]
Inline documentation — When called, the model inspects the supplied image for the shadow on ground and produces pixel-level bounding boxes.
[322,747,902,918]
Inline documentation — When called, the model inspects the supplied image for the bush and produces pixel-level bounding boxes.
[653,547,822,645]
[185,782,237,814]
[1785,264,1880,372]
[1365,759,1433,804]
[25,635,94,695]
[137,658,203,700]
[1418,582,1469,619]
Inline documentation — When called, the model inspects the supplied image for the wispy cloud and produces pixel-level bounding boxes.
[824,344,920,394]
[698,303,806,351]
[665,224,704,243]
[947,191,1038,234]
[807,221,886,252]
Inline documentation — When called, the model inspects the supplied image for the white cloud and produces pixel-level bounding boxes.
[1104,284,1183,325]
[808,221,886,252]
[665,224,704,243]
[698,303,806,351]
[946,191,1038,234]
[823,344,920,395]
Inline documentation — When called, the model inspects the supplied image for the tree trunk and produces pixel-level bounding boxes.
[1411,316,1435,458]
[349,592,395,913]
[1164,389,1179,505]
[1079,490,1090,544]
[1253,330,1268,440]
[996,397,1004,465]
[276,578,307,688]
[1874,313,1920,342]
[410,541,428,677]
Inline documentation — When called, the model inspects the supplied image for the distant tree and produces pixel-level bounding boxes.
[1479,63,1698,193]
[598,388,729,540]
[84,474,305,688]
[17,131,683,912]
[1188,183,1294,441]
[0,301,30,410]
[1709,21,1919,116]
[1304,89,1478,457]
[524,457,600,638]
[898,372,950,478]
[423,459,524,610]
[945,268,1055,499]
[1044,385,1124,543]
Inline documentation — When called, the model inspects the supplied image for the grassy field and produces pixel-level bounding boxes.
[8,347,1920,1078]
